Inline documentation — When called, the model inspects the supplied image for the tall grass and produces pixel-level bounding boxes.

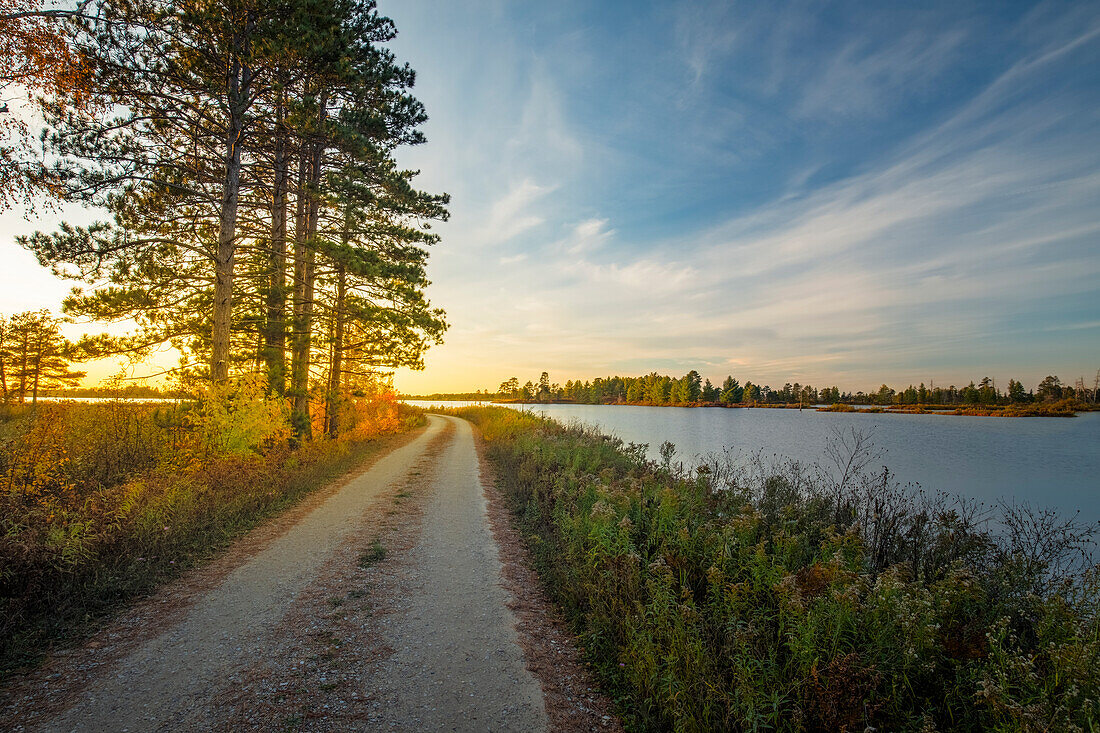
[0,396,423,676]
[459,406,1100,732]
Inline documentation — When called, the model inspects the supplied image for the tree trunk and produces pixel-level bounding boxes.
[211,19,254,383]
[325,264,346,439]
[289,92,328,440]
[290,149,313,439]
[18,334,28,404]
[0,322,8,404]
[263,86,288,395]
[31,352,40,405]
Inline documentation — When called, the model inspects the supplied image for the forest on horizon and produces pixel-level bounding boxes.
[407,369,1100,407]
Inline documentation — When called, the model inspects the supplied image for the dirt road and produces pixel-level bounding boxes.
[13,415,548,732]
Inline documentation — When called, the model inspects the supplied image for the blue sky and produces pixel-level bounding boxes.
[382,0,1100,393]
[1,0,1097,392]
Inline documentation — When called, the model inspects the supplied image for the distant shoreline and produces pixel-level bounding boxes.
[402,397,1095,417]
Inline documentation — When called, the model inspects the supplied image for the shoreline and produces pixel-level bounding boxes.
[407,398,1093,418]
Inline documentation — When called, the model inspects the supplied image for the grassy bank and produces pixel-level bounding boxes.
[0,397,423,676]
[458,406,1099,732]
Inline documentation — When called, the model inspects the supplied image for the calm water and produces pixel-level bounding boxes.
[405,400,495,409]
[36,396,181,404]
[406,400,1100,521]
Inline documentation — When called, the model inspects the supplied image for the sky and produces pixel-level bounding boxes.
[2,0,1099,393]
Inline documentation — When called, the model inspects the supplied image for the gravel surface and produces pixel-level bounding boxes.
[476,432,624,733]
[357,416,547,731]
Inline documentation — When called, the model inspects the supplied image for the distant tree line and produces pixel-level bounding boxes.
[495,371,1100,407]
[37,383,190,400]
[401,390,494,401]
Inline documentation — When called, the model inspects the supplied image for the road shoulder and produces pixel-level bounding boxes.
[473,423,625,733]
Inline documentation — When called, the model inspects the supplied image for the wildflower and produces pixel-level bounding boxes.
[590,500,616,520]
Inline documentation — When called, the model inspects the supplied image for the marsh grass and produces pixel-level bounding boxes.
[458,406,1100,732]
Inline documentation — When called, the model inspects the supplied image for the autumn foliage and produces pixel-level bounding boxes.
[0,388,420,674]
[0,1,88,99]
[0,0,93,207]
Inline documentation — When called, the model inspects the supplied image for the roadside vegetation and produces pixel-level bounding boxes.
[459,406,1100,732]
[0,386,423,676]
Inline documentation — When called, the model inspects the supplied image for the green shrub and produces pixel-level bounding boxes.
[193,374,290,454]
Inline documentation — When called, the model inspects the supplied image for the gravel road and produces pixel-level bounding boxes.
[358,416,547,731]
[22,415,547,732]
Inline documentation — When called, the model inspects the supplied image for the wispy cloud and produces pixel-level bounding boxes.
[560,218,613,255]
[566,257,699,294]
[796,29,967,120]
[1046,321,1100,332]
[509,67,583,163]
[476,179,556,245]
[672,0,740,88]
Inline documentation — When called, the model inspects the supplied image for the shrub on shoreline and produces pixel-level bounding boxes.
[458,406,1099,731]
[818,402,855,412]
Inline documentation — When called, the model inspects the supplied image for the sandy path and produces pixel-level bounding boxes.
[358,416,547,731]
[23,413,558,726]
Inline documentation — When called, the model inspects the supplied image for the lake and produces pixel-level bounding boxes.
[405,400,1100,522]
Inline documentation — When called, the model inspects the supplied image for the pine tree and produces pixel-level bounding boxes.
[720,376,742,404]
[0,310,85,403]
[701,378,718,402]
[21,0,304,379]
[1007,379,1027,403]
[19,0,448,442]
